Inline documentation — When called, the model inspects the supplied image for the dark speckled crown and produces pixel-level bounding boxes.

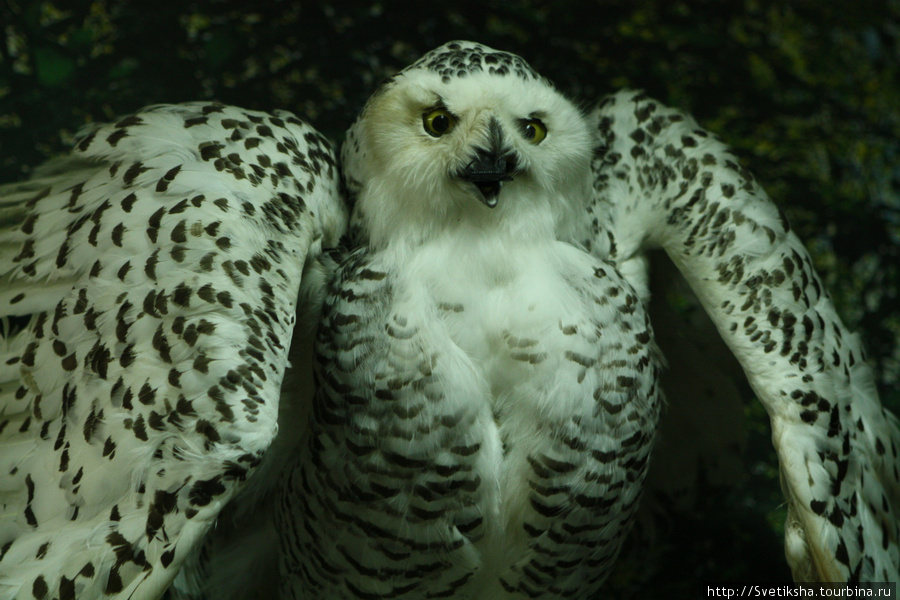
[403,40,541,83]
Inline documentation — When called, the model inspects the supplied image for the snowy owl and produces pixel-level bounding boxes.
[0,41,898,600]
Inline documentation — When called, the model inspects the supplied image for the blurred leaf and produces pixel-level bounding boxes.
[33,45,75,86]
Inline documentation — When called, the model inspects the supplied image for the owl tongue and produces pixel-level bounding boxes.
[474,181,503,208]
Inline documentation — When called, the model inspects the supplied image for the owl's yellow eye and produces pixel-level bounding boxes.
[520,118,547,144]
[423,108,456,137]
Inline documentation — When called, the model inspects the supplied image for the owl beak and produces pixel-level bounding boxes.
[459,149,516,209]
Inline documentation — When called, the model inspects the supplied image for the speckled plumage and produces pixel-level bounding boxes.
[0,103,344,599]
[276,40,662,599]
[586,90,899,583]
[0,40,897,600]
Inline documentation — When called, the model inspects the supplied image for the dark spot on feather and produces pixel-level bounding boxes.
[121,192,137,212]
[200,142,224,161]
[184,116,208,128]
[138,382,156,405]
[106,129,128,147]
[161,549,176,568]
[156,165,182,192]
[189,478,226,506]
[123,162,149,187]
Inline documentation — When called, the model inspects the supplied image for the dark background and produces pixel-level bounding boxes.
[1,1,898,597]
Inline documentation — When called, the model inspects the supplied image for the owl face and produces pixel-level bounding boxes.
[343,41,593,248]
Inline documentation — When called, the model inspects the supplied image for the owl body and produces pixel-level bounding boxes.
[278,205,662,598]
[270,41,665,599]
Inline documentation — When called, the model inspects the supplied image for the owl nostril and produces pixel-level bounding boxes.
[502,153,518,174]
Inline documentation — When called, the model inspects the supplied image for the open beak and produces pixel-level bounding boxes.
[458,149,517,208]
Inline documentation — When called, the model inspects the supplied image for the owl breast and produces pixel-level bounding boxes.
[280,234,662,599]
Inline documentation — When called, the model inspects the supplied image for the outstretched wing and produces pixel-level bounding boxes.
[0,103,345,599]
[585,90,900,583]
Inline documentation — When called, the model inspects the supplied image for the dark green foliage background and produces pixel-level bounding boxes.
[1,1,898,597]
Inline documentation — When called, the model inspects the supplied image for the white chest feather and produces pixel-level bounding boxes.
[398,231,599,378]
[297,205,660,599]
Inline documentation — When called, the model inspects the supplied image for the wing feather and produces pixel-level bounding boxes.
[587,90,900,583]
[0,103,346,599]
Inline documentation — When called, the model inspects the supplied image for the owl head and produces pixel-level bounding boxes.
[342,41,593,249]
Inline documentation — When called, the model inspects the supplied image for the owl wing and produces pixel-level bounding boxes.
[0,103,346,600]
[585,90,900,583]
